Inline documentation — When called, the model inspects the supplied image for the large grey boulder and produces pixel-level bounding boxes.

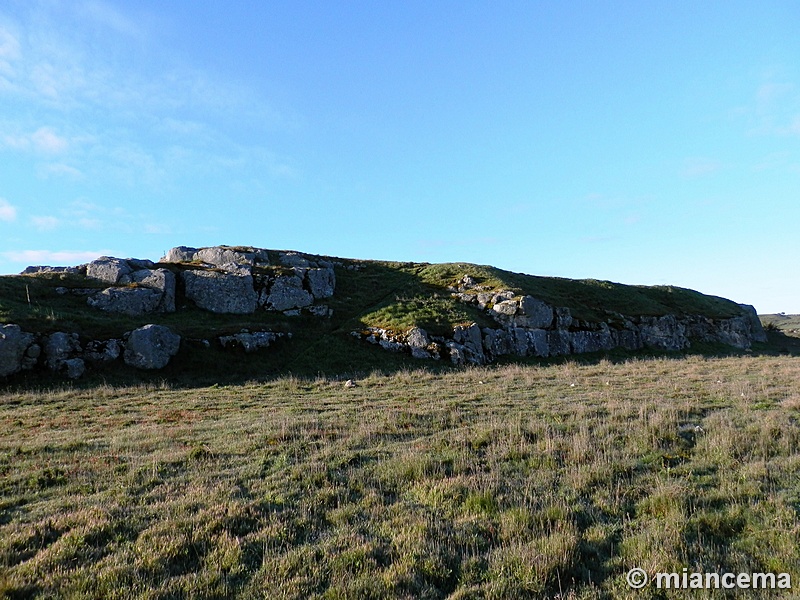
[306,267,336,299]
[124,324,181,369]
[194,246,255,269]
[132,268,176,312]
[43,332,84,378]
[0,325,35,377]
[44,332,82,371]
[86,257,133,284]
[183,268,258,314]
[88,287,163,316]
[452,323,485,364]
[278,252,314,268]
[264,274,313,311]
[162,246,198,263]
[517,296,554,329]
[406,327,432,359]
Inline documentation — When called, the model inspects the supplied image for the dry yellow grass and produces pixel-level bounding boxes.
[1,355,799,598]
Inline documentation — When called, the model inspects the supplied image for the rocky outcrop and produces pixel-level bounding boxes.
[123,324,181,370]
[352,275,768,365]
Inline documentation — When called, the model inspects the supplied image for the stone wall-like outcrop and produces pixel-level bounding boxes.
[352,274,768,366]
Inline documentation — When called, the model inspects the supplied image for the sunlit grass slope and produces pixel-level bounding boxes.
[2,355,799,598]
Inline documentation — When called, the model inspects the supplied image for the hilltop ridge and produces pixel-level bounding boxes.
[0,245,768,382]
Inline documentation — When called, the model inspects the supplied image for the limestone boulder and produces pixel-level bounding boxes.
[406,327,432,359]
[124,324,181,369]
[452,324,486,364]
[0,325,35,377]
[264,275,313,311]
[183,269,258,314]
[132,268,176,312]
[278,252,314,268]
[162,246,198,263]
[44,332,82,371]
[86,257,133,284]
[194,246,255,269]
[306,267,336,299]
[517,296,554,329]
[88,287,163,316]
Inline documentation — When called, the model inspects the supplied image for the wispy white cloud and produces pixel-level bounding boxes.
[745,78,800,137]
[30,215,59,231]
[38,162,84,179]
[75,0,145,39]
[681,157,722,178]
[2,249,109,265]
[31,126,69,152]
[3,126,70,153]
[0,198,17,221]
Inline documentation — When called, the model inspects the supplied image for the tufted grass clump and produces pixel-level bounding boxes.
[1,355,800,598]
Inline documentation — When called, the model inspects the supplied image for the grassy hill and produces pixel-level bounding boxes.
[0,253,767,384]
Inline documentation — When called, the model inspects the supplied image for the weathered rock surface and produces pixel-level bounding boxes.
[45,332,82,370]
[306,268,336,299]
[219,331,284,352]
[43,332,84,378]
[0,325,35,377]
[84,339,122,363]
[353,273,768,364]
[86,257,134,285]
[21,265,85,275]
[132,268,176,312]
[162,246,197,263]
[183,268,258,314]
[264,274,313,311]
[124,324,181,369]
[88,287,164,316]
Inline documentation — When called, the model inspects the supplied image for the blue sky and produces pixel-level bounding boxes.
[1,1,798,313]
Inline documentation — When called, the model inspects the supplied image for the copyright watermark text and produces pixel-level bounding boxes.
[626,568,791,590]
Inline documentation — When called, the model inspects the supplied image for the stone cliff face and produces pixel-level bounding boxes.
[1,246,768,380]
[355,274,766,365]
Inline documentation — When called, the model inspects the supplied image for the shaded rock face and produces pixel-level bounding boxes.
[124,324,181,369]
[183,269,258,314]
[218,331,284,353]
[44,332,85,379]
[264,275,313,311]
[0,325,35,377]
